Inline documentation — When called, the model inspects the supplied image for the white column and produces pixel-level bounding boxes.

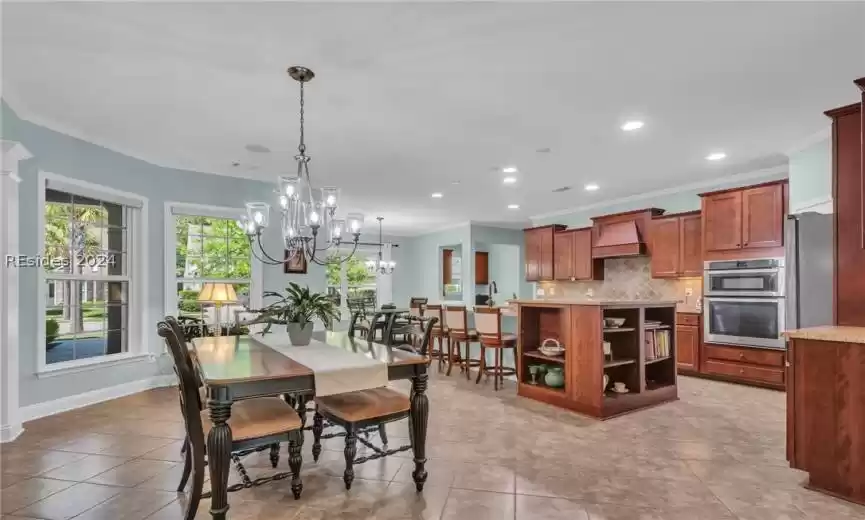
[1,141,31,443]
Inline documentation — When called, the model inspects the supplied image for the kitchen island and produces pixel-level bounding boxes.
[512,299,678,419]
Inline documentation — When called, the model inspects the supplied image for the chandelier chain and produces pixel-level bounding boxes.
[298,81,306,154]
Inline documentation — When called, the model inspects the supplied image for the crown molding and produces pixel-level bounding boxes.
[784,127,831,157]
[529,164,788,222]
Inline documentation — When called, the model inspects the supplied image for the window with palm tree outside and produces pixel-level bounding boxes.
[44,189,130,364]
[173,214,252,327]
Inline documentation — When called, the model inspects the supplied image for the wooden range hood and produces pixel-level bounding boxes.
[591,208,664,258]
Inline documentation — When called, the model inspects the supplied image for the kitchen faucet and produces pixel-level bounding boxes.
[487,281,498,306]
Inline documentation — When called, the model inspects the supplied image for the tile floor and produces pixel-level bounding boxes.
[2,373,865,520]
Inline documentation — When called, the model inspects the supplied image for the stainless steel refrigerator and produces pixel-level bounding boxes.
[785,213,834,331]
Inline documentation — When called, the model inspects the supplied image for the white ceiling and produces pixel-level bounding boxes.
[3,2,864,235]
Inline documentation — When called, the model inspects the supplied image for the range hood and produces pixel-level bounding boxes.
[591,208,664,259]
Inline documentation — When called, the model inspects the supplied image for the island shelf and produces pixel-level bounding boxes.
[512,299,679,419]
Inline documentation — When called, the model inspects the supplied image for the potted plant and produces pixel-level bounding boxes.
[259,282,340,345]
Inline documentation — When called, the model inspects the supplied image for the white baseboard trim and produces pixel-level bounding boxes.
[19,375,176,424]
[0,423,24,443]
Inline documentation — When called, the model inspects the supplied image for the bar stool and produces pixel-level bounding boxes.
[444,305,480,379]
[474,307,517,390]
[425,304,447,371]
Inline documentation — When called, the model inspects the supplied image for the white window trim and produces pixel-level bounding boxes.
[36,171,150,376]
[163,201,263,319]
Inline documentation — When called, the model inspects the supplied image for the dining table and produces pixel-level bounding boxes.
[191,330,430,520]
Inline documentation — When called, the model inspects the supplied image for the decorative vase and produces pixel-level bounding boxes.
[544,366,565,388]
[287,322,314,345]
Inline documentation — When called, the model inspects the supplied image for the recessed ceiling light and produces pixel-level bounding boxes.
[431,192,443,198]
[584,183,600,192]
[503,177,517,184]
[621,121,644,131]
[508,204,520,210]
[502,166,518,173]
[451,180,461,185]
[706,152,727,161]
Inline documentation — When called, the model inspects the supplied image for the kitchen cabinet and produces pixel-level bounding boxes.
[675,313,700,374]
[650,211,701,278]
[700,343,785,390]
[442,249,453,285]
[524,225,565,282]
[827,98,864,326]
[554,227,603,281]
[700,181,787,257]
[475,251,489,285]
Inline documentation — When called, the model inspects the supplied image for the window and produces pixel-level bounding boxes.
[42,188,133,365]
[168,207,259,328]
[326,246,384,316]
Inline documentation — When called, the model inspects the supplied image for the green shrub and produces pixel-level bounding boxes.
[46,319,60,344]
[179,290,199,301]
[179,300,200,313]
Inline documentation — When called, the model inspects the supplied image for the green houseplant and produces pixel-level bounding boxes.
[259,282,340,345]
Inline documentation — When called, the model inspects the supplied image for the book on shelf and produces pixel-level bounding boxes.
[644,329,671,360]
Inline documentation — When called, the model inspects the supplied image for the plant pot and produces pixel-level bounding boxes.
[287,322,314,346]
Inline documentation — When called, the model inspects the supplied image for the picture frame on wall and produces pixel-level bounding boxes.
[284,249,307,274]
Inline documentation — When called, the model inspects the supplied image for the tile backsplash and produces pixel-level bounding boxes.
[539,257,702,309]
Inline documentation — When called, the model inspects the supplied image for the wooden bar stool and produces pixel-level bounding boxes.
[425,304,448,371]
[444,305,480,379]
[474,307,517,390]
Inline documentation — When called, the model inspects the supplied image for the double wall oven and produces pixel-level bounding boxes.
[703,258,785,350]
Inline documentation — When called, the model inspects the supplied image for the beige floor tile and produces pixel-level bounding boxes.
[452,463,515,493]
[137,440,187,462]
[584,502,737,520]
[89,435,176,458]
[0,477,74,514]
[369,482,450,519]
[515,495,589,520]
[1,449,88,477]
[12,482,122,520]
[38,454,130,482]
[87,459,178,487]
[441,489,515,520]
[72,488,179,520]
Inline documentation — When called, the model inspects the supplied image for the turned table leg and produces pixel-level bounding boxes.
[206,398,233,520]
[409,371,429,492]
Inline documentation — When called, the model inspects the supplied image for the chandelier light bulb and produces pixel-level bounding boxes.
[246,222,256,233]
[309,211,320,224]
[279,195,288,208]
[253,212,264,224]
[326,195,336,206]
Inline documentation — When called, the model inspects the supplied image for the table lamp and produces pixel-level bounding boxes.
[197,282,238,337]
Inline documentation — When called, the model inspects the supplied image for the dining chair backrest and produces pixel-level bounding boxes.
[389,315,439,357]
[444,305,469,334]
[474,306,502,342]
[157,321,206,452]
[164,316,205,397]
[348,310,365,337]
[409,297,428,316]
[426,304,445,330]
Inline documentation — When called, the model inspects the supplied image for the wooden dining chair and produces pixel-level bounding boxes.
[409,297,428,316]
[157,322,306,520]
[311,316,437,491]
[424,304,448,371]
[474,307,517,390]
[444,305,480,379]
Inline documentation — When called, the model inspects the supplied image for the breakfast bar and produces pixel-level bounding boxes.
[512,299,679,419]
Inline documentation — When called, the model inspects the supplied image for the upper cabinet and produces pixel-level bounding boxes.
[475,251,489,285]
[650,211,701,278]
[700,181,787,258]
[524,225,565,282]
[554,227,603,281]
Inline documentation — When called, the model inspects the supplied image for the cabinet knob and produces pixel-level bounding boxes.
[739,368,745,374]
[739,353,745,359]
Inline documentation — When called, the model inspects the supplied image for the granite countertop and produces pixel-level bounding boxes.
[507,298,679,306]
[784,326,865,344]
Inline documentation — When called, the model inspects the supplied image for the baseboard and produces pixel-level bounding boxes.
[0,423,24,443]
[19,374,176,424]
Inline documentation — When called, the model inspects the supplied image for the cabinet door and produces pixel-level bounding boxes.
[553,231,574,280]
[676,325,699,372]
[679,214,702,277]
[539,228,555,280]
[475,251,489,285]
[703,191,743,251]
[524,230,539,281]
[742,184,784,249]
[650,217,681,278]
[572,228,594,280]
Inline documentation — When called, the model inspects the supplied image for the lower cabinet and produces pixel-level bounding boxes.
[675,313,700,374]
[701,344,785,389]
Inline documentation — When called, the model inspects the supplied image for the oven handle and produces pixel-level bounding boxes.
[705,268,781,275]
[704,296,785,303]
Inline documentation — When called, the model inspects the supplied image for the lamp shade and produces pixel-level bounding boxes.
[197,283,238,304]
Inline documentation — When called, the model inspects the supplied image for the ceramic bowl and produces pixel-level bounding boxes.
[604,317,626,328]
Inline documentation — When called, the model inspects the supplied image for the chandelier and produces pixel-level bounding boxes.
[366,217,396,275]
[238,66,366,267]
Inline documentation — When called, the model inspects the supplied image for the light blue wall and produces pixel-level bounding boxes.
[788,137,831,214]
[393,224,472,306]
[532,169,788,228]
[470,224,531,300]
[1,101,326,406]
